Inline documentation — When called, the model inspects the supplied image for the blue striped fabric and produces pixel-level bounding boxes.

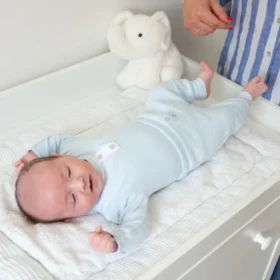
[218,0,280,105]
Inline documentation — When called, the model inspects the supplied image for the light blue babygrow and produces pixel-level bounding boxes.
[31,78,252,261]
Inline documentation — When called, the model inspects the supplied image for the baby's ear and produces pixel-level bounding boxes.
[51,153,60,157]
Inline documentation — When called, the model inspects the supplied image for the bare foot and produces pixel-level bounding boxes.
[199,62,214,98]
[243,76,268,100]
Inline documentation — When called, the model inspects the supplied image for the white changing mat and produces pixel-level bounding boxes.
[1,90,280,280]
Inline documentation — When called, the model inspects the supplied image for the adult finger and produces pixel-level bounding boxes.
[190,21,215,36]
[210,0,232,24]
[201,8,231,30]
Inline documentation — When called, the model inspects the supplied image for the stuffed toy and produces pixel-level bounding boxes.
[107,11,184,90]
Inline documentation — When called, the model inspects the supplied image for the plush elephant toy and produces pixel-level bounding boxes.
[107,11,184,90]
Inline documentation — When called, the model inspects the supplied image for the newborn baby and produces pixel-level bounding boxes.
[14,62,267,258]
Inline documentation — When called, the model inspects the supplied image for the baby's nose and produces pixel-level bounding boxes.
[71,177,91,194]
[70,177,86,193]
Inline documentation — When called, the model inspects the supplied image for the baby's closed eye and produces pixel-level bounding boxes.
[67,167,72,178]
[72,194,76,204]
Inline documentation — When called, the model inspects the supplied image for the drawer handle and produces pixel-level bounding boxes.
[253,233,272,251]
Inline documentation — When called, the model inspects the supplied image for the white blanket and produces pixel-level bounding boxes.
[1,92,280,280]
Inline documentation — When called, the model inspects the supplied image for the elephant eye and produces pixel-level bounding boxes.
[138,33,143,38]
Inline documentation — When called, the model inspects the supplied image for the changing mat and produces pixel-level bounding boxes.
[1,89,280,280]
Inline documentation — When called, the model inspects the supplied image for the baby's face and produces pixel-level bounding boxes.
[18,155,104,221]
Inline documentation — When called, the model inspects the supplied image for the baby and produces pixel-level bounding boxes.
[14,62,267,258]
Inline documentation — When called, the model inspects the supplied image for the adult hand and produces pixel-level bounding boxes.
[183,0,232,36]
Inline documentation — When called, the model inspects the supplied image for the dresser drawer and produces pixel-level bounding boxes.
[181,197,280,280]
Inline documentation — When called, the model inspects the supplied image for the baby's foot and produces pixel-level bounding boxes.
[199,62,214,98]
[243,76,268,100]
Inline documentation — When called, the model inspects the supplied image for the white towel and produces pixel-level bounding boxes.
[1,94,280,280]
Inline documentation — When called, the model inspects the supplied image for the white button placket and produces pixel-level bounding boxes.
[94,142,120,162]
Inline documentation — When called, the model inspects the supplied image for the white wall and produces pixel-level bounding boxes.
[0,0,227,92]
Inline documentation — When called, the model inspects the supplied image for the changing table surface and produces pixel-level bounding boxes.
[1,52,280,280]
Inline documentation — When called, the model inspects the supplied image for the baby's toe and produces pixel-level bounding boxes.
[251,76,262,84]
[257,81,268,89]
[200,62,206,69]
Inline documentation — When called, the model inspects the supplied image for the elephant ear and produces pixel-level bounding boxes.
[107,10,137,59]
[111,10,134,26]
[151,11,171,51]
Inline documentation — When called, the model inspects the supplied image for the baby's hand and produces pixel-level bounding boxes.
[13,151,38,174]
[89,225,118,254]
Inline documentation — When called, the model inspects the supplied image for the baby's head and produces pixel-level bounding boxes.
[15,155,104,223]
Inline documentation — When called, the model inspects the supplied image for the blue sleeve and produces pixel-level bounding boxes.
[219,0,232,5]
[219,0,232,14]
[149,78,207,104]
[105,194,149,262]
[31,135,74,158]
